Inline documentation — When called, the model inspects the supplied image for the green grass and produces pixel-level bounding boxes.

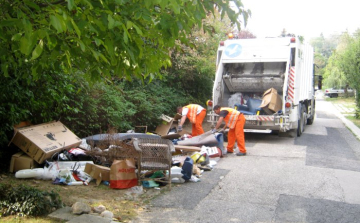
[346,116,360,129]
[325,96,356,104]
[0,216,64,223]
[325,96,360,128]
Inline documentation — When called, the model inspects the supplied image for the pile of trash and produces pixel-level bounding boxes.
[9,119,226,190]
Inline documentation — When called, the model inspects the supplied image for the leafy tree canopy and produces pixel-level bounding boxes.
[322,32,354,89]
[0,0,250,81]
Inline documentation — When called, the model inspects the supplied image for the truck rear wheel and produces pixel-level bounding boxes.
[297,105,306,136]
[307,103,315,125]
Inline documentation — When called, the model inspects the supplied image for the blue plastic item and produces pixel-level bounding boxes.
[142,180,160,188]
[215,133,226,155]
[181,157,193,181]
[235,98,262,115]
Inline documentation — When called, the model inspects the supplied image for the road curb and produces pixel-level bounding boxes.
[329,101,360,140]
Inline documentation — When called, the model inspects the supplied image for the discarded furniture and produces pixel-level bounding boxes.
[85,133,160,148]
[133,138,175,190]
[87,139,142,182]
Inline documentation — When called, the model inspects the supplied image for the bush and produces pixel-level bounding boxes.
[0,183,63,217]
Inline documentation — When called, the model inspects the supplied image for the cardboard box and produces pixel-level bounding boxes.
[9,121,81,164]
[173,113,182,121]
[10,152,39,173]
[84,163,110,185]
[260,88,282,115]
[155,114,191,138]
[155,114,175,136]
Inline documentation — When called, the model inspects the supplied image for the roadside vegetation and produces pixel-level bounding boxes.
[311,29,360,132]
[1,0,360,221]
[325,97,360,129]
[313,30,360,118]
[0,0,250,168]
[0,0,249,221]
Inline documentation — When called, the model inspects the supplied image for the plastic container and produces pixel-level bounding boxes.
[181,157,193,181]
[215,133,226,155]
[166,167,184,183]
[190,153,206,164]
[170,166,182,175]
[67,181,84,186]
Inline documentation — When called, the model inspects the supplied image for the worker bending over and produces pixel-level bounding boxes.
[177,104,206,136]
[213,105,246,156]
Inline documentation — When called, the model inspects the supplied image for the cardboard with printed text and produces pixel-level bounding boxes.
[9,121,81,164]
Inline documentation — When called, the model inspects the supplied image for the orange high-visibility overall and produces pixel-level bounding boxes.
[184,104,206,136]
[221,107,246,153]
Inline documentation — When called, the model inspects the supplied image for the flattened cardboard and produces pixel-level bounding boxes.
[260,88,282,114]
[84,163,110,185]
[9,121,81,164]
[10,152,39,173]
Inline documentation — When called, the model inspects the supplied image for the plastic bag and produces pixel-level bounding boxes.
[110,159,138,189]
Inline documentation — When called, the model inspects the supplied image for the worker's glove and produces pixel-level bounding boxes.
[177,126,183,132]
[211,128,217,134]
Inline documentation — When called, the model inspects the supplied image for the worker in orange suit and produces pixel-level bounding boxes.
[213,105,246,156]
[177,104,206,136]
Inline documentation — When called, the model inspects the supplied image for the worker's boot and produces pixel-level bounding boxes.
[236,152,246,156]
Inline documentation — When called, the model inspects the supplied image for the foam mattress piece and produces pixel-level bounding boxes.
[177,131,218,146]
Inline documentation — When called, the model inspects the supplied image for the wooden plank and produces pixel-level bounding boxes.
[174,145,201,152]
[161,133,181,140]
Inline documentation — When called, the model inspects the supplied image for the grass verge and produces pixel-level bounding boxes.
[325,96,360,128]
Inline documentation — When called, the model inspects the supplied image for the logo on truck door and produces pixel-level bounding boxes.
[224,43,242,58]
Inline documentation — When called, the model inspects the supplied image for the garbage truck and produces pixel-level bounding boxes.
[207,35,315,137]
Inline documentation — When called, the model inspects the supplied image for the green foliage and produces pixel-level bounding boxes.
[57,78,190,138]
[310,33,339,59]
[338,36,360,117]
[310,33,340,85]
[0,183,63,216]
[0,72,78,145]
[161,11,234,107]
[323,53,347,88]
[319,30,360,118]
[0,2,247,167]
[0,0,250,82]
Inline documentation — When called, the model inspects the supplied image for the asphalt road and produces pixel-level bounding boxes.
[133,94,360,223]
